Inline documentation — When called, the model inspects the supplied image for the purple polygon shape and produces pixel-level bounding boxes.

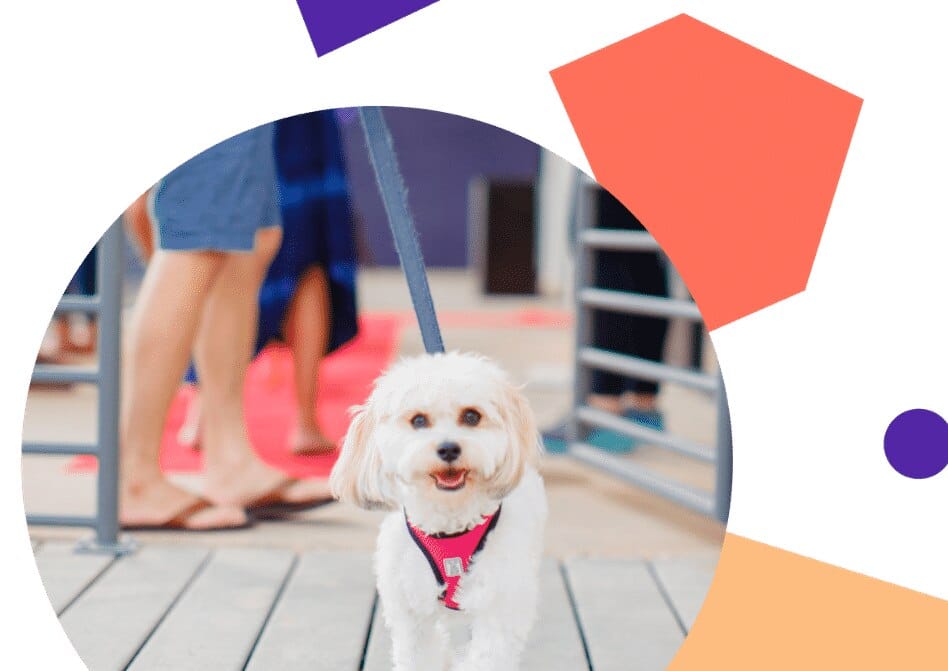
[296,0,439,56]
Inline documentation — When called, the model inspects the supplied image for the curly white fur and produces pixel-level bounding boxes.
[330,351,547,671]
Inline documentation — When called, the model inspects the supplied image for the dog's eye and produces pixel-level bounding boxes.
[460,408,481,427]
[410,413,429,429]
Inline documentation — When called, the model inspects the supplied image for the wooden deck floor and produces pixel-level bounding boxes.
[34,541,716,670]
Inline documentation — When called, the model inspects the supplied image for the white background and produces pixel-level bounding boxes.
[2,0,946,667]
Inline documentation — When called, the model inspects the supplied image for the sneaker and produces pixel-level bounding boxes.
[623,408,665,432]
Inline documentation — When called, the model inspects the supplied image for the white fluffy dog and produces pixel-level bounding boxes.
[330,351,547,671]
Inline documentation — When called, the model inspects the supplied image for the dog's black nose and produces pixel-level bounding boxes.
[437,442,462,463]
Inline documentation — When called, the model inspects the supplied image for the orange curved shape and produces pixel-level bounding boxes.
[551,14,862,329]
[672,534,948,669]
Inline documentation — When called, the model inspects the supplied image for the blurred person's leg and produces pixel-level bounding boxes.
[593,189,669,417]
[176,386,202,449]
[196,227,332,506]
[66,248,99,353]
[124,189,208,450]
[174,266,336,456]
[119,120,333,525]
[262,110,358,456]
[586,304,639,451]
[123,188,156,262]
[588,306,628,415]
[619,256,668,415]
[119,248,248,529]
[621,315,667,414]
[285,265,335,455]
[40,248,100,364]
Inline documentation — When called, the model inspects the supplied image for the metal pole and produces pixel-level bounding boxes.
[714,371,733,524]
[79,220,135,555]
[567,172,595,444]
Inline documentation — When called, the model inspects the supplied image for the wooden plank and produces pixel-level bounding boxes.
[650,554,718,632]
[33,541,114,615]
[60,545,208,671]
[361,598,390,671]
[565,558,683,671]
[364,559,588,671]
[245,552,376,671]
[522,559,589,670]
[129,547,295,671]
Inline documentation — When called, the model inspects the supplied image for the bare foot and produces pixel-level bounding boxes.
[204,458,333,509]
[289,424,335,456]
[37,319,67,364]
[177,390,203,450]
[200,414,334,512]
[63,315,97,354]
[121,477,249,530]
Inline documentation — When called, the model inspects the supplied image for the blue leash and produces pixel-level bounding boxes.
[359,107,445,354]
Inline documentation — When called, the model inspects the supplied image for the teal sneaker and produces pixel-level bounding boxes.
[541,422,569,454]
[585,428,637,453]
[623,408,665,432]
[541,409,664,455]
[584,409,665,454]
[542,435,569,454]
[542,429,632,454]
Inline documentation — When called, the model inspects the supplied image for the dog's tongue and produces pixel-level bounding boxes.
[435,470,466,488]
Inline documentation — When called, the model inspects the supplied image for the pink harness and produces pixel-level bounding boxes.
[406,506,501,610]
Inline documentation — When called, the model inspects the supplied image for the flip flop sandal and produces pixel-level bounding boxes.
[290,440,337,457]
[29,379,75,391]
[121,498,253,532]
[245,477,335,520]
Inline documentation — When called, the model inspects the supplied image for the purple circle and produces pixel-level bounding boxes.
[884,408,948,479]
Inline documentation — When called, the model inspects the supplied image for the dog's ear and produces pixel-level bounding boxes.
[329,405,397,510]
[487,382,543,499]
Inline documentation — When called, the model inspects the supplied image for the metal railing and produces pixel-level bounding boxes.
[567,176,732,523]
[24,220,135,554]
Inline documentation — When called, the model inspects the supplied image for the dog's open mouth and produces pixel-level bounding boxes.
[432,469,468,491]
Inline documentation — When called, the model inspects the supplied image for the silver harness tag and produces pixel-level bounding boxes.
[443,557,464,578]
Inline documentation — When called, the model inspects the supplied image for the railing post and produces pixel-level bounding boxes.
[78,220,136,555]
[567,172,595,445]
[565,175,730,523]
[714,372,733,524]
